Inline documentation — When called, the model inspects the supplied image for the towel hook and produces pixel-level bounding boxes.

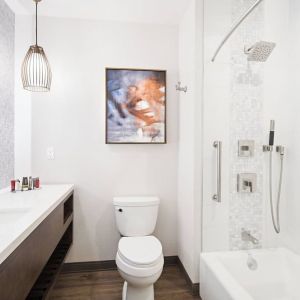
[176,81,187,93]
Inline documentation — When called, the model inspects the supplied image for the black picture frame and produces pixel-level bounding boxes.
[105,68,167,144]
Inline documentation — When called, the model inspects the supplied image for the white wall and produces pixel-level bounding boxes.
[178,0,203,283]
[0,0,15,189]
[282,0,300,253]
[30,17,179,262]
[263,0,300,252]
[14,14,32,179]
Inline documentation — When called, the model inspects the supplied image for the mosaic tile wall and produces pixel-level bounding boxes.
[229,0,264,250]
[0,0,15,189]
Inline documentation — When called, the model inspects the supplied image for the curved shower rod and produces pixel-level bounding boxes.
[211,0,265,62]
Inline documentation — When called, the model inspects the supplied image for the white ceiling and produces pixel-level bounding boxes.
[9,0,191,25]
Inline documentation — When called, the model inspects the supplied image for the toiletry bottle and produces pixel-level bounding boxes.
[16,179,21,191]
[35,177,40,189]
[10,180,16,192]
[28,177,33,190]
[22,177,29,191]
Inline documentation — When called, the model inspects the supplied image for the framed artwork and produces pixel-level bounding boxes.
[106,68,167,144]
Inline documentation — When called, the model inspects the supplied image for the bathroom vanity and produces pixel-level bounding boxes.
[0,184,74,300]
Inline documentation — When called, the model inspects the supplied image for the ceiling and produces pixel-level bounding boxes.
[8,0,191,25]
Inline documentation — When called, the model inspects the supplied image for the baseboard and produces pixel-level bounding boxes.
[61,255,199,297]
[176,257,200,297]
[62,259,117,273]
[62,255,178,274]
[164,255,178,266]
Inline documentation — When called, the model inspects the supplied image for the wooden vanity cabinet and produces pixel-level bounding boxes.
[0,192,73,300]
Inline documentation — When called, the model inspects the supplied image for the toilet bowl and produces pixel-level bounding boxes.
[113,196,164,300]
[116,236,164,300]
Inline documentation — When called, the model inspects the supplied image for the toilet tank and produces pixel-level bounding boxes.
[113,197,160,237]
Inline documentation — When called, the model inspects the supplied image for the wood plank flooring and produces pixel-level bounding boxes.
[49,265,201,300]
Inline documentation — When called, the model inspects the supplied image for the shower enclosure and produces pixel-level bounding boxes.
[200,0,300,298]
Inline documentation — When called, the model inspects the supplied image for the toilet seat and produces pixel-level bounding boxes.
[116,236,164,277]
[118,236,162,266]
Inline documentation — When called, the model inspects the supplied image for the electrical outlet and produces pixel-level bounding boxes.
[46,147,55,160]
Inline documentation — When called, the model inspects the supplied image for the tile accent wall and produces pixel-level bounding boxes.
[229,0,264,250]
[0,0,15,189]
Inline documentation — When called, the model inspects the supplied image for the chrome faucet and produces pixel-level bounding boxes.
[241,229,259,245]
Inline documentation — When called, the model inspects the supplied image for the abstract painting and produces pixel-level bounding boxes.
[106,68,166,144]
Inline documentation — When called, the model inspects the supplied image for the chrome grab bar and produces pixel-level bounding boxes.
[213,141,222,202]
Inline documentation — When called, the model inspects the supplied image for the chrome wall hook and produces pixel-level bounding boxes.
[176,81,187,93]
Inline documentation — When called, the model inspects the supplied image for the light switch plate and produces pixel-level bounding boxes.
[238,140,255,157]
[237,173,257,193]
[46,147,55,160]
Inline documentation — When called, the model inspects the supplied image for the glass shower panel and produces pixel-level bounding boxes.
[202,0,270,252]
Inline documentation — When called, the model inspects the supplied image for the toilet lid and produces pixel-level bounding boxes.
[118,236,162,267]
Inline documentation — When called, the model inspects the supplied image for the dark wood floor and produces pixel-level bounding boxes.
[49,265,201,300]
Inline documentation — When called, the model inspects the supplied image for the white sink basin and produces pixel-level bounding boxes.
[0,208,31,225]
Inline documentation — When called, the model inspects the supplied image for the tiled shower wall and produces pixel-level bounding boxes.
[0,0,15,189]
[229,0,264,250]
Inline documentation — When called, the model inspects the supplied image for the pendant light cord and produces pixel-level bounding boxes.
[35,1,38,45]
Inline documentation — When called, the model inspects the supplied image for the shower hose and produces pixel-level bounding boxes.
[269,151,284,234]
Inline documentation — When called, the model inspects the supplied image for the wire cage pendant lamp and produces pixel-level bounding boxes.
[22,0,52,92]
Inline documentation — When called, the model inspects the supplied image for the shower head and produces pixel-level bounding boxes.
[244,41,276,62]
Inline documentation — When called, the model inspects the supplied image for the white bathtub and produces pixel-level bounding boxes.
[200,248,300,300]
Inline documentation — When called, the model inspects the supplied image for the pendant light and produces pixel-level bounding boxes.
[22,0,52,92]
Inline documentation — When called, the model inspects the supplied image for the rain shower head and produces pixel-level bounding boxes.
[244,41,276,62]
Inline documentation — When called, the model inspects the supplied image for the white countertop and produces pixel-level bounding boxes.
[0,184,74,265]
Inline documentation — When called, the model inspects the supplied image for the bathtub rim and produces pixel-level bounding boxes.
[200,251,253,300]
[200,247,298,300]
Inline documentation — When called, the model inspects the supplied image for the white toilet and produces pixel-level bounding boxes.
[113,196,164,300]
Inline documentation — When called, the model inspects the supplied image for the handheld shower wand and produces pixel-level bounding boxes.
[263,120,284,234]
[269,120,275,147]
